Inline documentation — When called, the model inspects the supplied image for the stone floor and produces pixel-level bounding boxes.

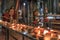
[0,32,5,40]
[0,32,14,40]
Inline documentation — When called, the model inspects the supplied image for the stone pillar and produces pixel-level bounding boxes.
[27,2,30,25]
[37,0,40,10]
[53,0,57,14]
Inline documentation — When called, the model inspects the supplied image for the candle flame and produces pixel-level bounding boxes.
[0,20,2,22]
[38,30,40,34]
[43,30,48,35]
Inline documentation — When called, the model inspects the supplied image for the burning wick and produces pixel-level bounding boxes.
[38,31,40,35]
[38,26,40,28]
[17,24,20,26]
[12,26,15,28]
[50,29,54,31]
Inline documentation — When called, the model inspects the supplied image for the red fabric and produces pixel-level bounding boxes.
[2,12,16,22]
[33,21,37,24]
[2,12,10,22]
[44,17,49,22]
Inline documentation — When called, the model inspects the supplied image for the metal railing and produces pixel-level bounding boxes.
[2,26,37,40]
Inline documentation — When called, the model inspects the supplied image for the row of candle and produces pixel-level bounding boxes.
[0,20,58,40]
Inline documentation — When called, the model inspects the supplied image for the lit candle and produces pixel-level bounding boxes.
[17,24,20,27]
[12,23,15,26]
[43,30,48,35]
[4,21,8,26]
[12,26,15,28]
[23,25,25,26]
[38,26,40,28]
[50,29,54,32]
[0,20,2,22]
[37,30,40,35]
[12,25,16,30]
[0,20,3,24]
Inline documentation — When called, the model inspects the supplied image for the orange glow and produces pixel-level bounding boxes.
[50,29,54,32]
[12,23,15,26]
[0,20,2,22]
[37,30,40,35]
[43,30,48,35]
[12,26,15,28]
[17,24,20,27]
[38,26,40,28]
